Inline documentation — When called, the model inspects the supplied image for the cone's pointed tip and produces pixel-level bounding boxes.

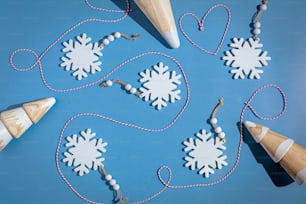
[244,120,256,129]
[162,32,180,49]
[46,97,56,107]
[22,97,56,124]
[36,97,56,109]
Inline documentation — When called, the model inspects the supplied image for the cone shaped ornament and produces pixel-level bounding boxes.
[0,97,56,151]
[134,0,180,48]
[244,121,306,185]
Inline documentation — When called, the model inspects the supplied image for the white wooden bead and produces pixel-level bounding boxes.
[113,184,120,191]
[114,32,121,38]
[260,4,267,11]
[108,35,115,41]
[109,179,116,186]
[254,22,261,28]
[253,28,261,35]
[106,80,113,87]
[210,118,217,125]
[125,84,132,91]
[215,127,222,134]
[130,88,137,94]
[218,132,225,138]
[103,39,110,45]
[105,174,112,181]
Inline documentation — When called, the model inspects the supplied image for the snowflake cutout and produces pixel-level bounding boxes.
[139,62,182,110]
[183,129,227,178]
[62,128,108,176]
[60,33,103,80]
[222,37,271,79]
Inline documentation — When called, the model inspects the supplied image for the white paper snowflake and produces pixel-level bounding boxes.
[183,129,227,178]
[139,62,182,110]
[62,128,108,176]
[60,33,103,80]
[222,37,271,79]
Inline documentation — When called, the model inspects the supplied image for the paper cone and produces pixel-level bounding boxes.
[244,121,306,185]
[0,97,56,151]
[134,0,180,48]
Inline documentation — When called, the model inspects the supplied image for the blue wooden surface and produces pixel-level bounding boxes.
[0,0,305,203]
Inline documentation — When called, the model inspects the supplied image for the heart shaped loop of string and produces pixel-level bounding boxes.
[179,4,231,55]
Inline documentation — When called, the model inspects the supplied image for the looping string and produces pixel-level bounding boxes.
[243,83,287,121]
[9,0,130,90]
[155,84,287,191]
[10,48,41,72]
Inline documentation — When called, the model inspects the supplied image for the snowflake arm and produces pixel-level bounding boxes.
[77,33,91,45]
[170,70,182,85]
[248,37,263,48]
[62,39,74,53]
[139,69,151,83]
[230,68,246,79]
[229,37,244,49]
[95,138,108,153]
[169,89,181,103]
[152,97,167,110]
[184,156,197,170]
[65,134,78,147]
[216,155,228,169]
[62,152,74,166]
[153,62,168,74]
[183,138,196,152]
[81,128,96,140]
[72,68,88,80]
[139,87,150,101]
[74,164,89,176]
[199,165,215,178]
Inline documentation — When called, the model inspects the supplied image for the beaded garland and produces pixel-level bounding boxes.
[100,62,182,110]
[222,0,271,79]
[183,98,228,178]
[60,32,139,80]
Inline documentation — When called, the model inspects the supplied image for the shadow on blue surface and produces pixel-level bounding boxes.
[111,0,170,49]
[239,122,294,187]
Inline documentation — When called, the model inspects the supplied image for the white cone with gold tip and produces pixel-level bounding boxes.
[244,121,306,185]
[0,97,56,151]
[134,0,180,49]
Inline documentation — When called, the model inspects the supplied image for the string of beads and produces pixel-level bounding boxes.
[100,79,141,97]
[99,32,140,49]
[252,0,268,39]
[99,165,128,204]
[210,98,226,142]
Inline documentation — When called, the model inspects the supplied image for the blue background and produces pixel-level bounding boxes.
[1,0,306,203]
